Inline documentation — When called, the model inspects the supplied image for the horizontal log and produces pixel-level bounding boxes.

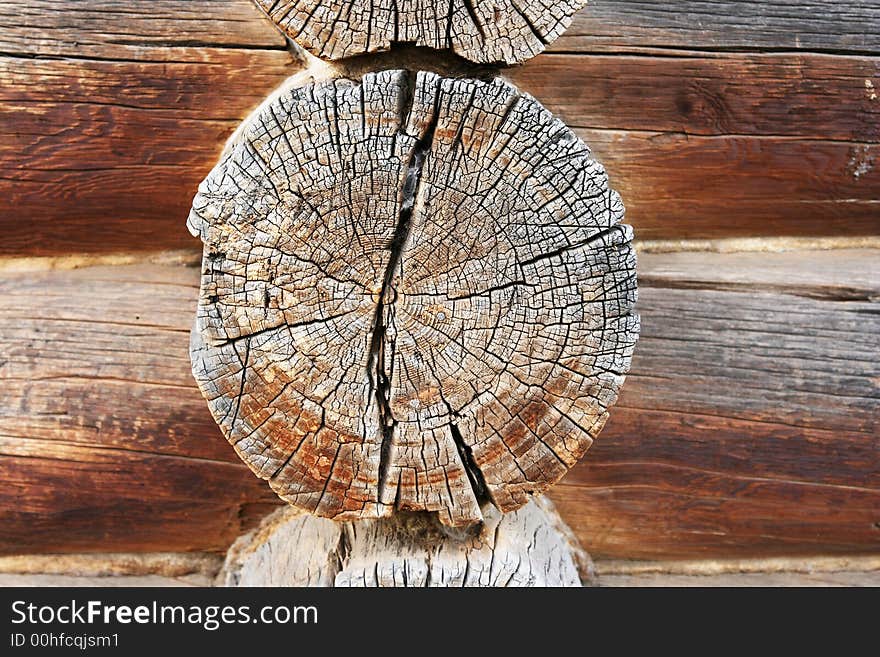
[0,0,286,57]
[577,129,879,240]
[554,0,880,54]
[1,249,877,558]
[508,53,880,239]
[3,0,874,57]
[509,54,880,142]
[1,1,878,256]
[0,48,298,256]
[0,264,280,554]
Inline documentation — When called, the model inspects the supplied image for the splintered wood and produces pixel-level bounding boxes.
[219,497,591,587]
[189,70,638,528]
[255,0,588,64]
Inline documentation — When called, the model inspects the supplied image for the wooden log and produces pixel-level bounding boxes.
[1,1,877,256]
[189,70,638,527]
[509,53,880,142]
[0,263,281,554]
[554,1,880,54]
[254,0,588,64]
[556,249,880,558]
[218,496,591,586]
[0,249,876,558]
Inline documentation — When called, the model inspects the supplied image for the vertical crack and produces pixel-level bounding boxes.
[225,337,251,426]
[462,0,487,42]
[333,525,352,576]
[509,1,548,45]
[444,0,456,50]
[369,72,440,503]
[449,423,492,506]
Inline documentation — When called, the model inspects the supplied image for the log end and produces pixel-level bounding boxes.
[254,0,589,65]
[189,69,639,528]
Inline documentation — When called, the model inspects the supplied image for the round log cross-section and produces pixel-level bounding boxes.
[254,0,588,65]
[188,70,638,527]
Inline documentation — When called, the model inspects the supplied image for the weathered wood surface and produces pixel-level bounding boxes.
[1,249,877,557]
[4,566,878,588]
[219,497,589,586]
[4,553,879,587]
[1,0,877,257]
[189,70,638,526]
[556,249,880,558]
[510,53,880,239]
[555,1,880,54]
[255,0,587,64]
[598,571,880,587]
[0,0,297,258]
[0,264,280,555]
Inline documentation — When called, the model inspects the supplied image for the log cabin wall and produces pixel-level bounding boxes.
[0,0,877,562]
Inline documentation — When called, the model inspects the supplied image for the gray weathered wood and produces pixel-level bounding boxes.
[219,496,591,586]
[255,0,588,64]
[188,70,638,527]
[598,571,880,587]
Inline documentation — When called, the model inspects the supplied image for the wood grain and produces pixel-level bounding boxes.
[189,70,638,526]
[1,1,878,256]
[508,52,880,239]
[509,54,880,142]
[0,264,280,555]
[1,250,876,557]
[555,249,880,558]
[554,0,880,54]
[254,0,587,64]
[219,498,589,587]
[0,48,298,256]
[0,0,286,57]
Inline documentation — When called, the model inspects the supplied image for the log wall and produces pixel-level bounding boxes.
[0,0,878,560]
[1,251,876,558]
[1,0,877,255]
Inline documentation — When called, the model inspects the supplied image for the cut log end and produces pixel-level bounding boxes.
[219,496,593,587]
[189,69,638,528]
[254,0,589,65]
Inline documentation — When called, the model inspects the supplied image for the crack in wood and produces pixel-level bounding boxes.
[189,71,638,525]
[450,422,491,506]
[370,71,441,504]
[254,0,586,64]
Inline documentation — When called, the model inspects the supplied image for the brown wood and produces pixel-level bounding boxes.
[0,263,280,555]
[0,1,877,257]
[0,0,285,57]
[508,53,880,239]
[0,49,297,257]
[574,129,879,241]
[1,250,876,557]
[554,1,880,54]
[509,54,880,142]
[555,249,880,558]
